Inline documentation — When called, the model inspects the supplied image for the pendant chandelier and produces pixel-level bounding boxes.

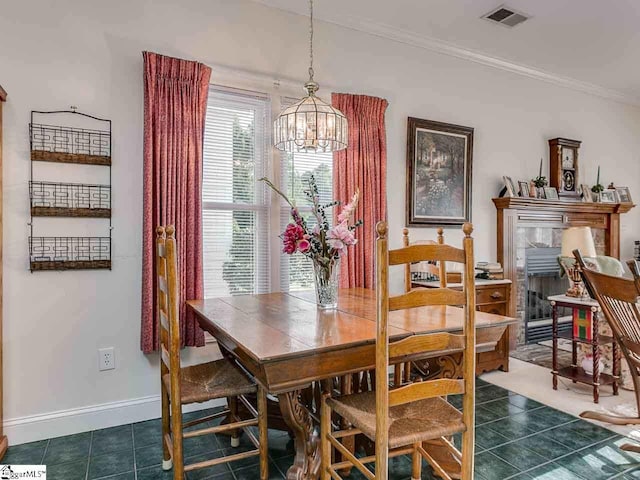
[273,0,348,153]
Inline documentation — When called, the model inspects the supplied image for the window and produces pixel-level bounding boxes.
[202,87,333,297]
[202,87,270,297]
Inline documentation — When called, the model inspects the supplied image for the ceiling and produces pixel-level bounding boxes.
[252,0,640,105]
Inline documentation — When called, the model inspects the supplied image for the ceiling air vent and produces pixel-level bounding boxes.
[483,5,529,28]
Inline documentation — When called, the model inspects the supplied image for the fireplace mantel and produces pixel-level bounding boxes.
[493,197,635,319]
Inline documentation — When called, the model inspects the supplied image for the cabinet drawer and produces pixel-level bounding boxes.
[477,303,507,316]
[476,286,508,304]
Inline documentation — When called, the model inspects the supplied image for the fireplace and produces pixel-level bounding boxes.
[494,196,634,346]
[523,247,571,343]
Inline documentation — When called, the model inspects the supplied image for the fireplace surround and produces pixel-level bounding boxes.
[493,197,634,346]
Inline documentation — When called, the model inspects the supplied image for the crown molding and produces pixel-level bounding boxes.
[251,0,640,107]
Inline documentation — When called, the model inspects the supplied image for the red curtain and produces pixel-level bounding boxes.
[140,52,211,353]
[332,93,388,289]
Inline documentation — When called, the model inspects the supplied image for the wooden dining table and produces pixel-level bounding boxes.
[187,288,517,480]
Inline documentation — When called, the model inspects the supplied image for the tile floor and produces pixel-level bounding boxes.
[4,379,640,479]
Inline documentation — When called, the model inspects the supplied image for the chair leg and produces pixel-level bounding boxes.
[257,387,269,480]
[320,392,332,480]
[171,403,184,480]
[460,430,473,480]
[228,396,240,447]
[411,442,422,480]
[161,384,172,470]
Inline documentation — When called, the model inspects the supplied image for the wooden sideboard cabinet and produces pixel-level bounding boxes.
[412,278,513,374]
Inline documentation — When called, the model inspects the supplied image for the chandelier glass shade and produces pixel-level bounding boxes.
[273,0,348,153]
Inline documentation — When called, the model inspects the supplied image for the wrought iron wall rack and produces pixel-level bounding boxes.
[29,109,112,272]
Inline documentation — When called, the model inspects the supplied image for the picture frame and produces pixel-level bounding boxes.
[615,186,632,204]
[502,176,517,197]
[580,184,593,202]
[543,187,559,200]
[406,117,473,226]
[598,189,618,203]
[518,181,531,198]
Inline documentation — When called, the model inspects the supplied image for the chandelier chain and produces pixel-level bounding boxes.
[308,0,314,82]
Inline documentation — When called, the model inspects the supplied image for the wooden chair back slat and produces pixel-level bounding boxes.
[389,288,465,310]
[161,344,171,370]
[389,332,465,362]
[389,379,465,407]
[156,226,182,385]
[375,222,476,479]
[402,227,446,291]
[389,243,465,266]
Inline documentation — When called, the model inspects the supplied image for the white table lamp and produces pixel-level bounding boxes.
[561,227,596,297]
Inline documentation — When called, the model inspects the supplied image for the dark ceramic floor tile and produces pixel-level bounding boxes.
[232,461,283,480]
[484,417,537,441]
[506,393,545,411]
[480,398,526,419]
[474,450,520,480]
[183,434,221,458]
[266,430,295,460]
[44,432,91,465]
[476,405,505,425]
[476,377,491,388]
[490,442,547,472]
[91,425,133,456]
[556,450,622,480]
[475,425,510,451]
[575,437,640,476]
[475,385,510,404]
[3,440,48,465]
[184,450,230,480]
[46,458,88,480]
[133,419,163,449]
[522,462,586,479]
[136,465,174,480]
[543,423,599,451]
[510,431,574,460]
[510,409,576,432]
[564,420,619,443]
[88,448,134,479]
[448,394,463,409]
[135,442,165,469]
[98,473,135,480]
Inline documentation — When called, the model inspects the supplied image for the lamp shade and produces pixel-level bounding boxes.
[273,87,348,153]
[561,227,597,258]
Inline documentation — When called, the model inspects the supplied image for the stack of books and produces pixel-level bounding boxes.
[476,262,504,280]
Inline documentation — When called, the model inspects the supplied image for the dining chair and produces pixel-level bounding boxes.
[156,226,269,480]
[320,221,476,480]
[575,250,640,453]
[397,227,447,385]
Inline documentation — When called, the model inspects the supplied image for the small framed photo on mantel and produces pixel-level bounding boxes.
[543,187,559,200]
[615,186,632,204]
[406,117,473,226]
[598,189,619,203]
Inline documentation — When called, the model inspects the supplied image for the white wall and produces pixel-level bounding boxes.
[1,0,639,444]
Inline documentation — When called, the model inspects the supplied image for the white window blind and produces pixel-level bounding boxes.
[202,87,271,297]
[279,147,334,292]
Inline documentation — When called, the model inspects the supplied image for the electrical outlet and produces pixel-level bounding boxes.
[99,347,115,371]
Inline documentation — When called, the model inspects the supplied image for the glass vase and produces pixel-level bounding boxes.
[312,257,341,310]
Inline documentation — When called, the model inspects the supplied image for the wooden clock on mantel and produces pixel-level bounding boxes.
[549,137,581,199]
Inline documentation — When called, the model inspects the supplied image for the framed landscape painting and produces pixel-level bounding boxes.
[406,117,473,226]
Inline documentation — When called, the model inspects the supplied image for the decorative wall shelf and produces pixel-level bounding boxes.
[29,236,111,271]
[30,123,111,165]
[30,181,111,218]
[29,109,112,272]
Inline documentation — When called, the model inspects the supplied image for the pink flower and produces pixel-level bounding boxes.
[282,223,305,255]
[297,238,311,253]
[327,223,357,257]
[291,207,304,226]
[337,189,360,224]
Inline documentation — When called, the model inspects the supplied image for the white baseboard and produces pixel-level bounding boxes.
[5,395,226,446]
